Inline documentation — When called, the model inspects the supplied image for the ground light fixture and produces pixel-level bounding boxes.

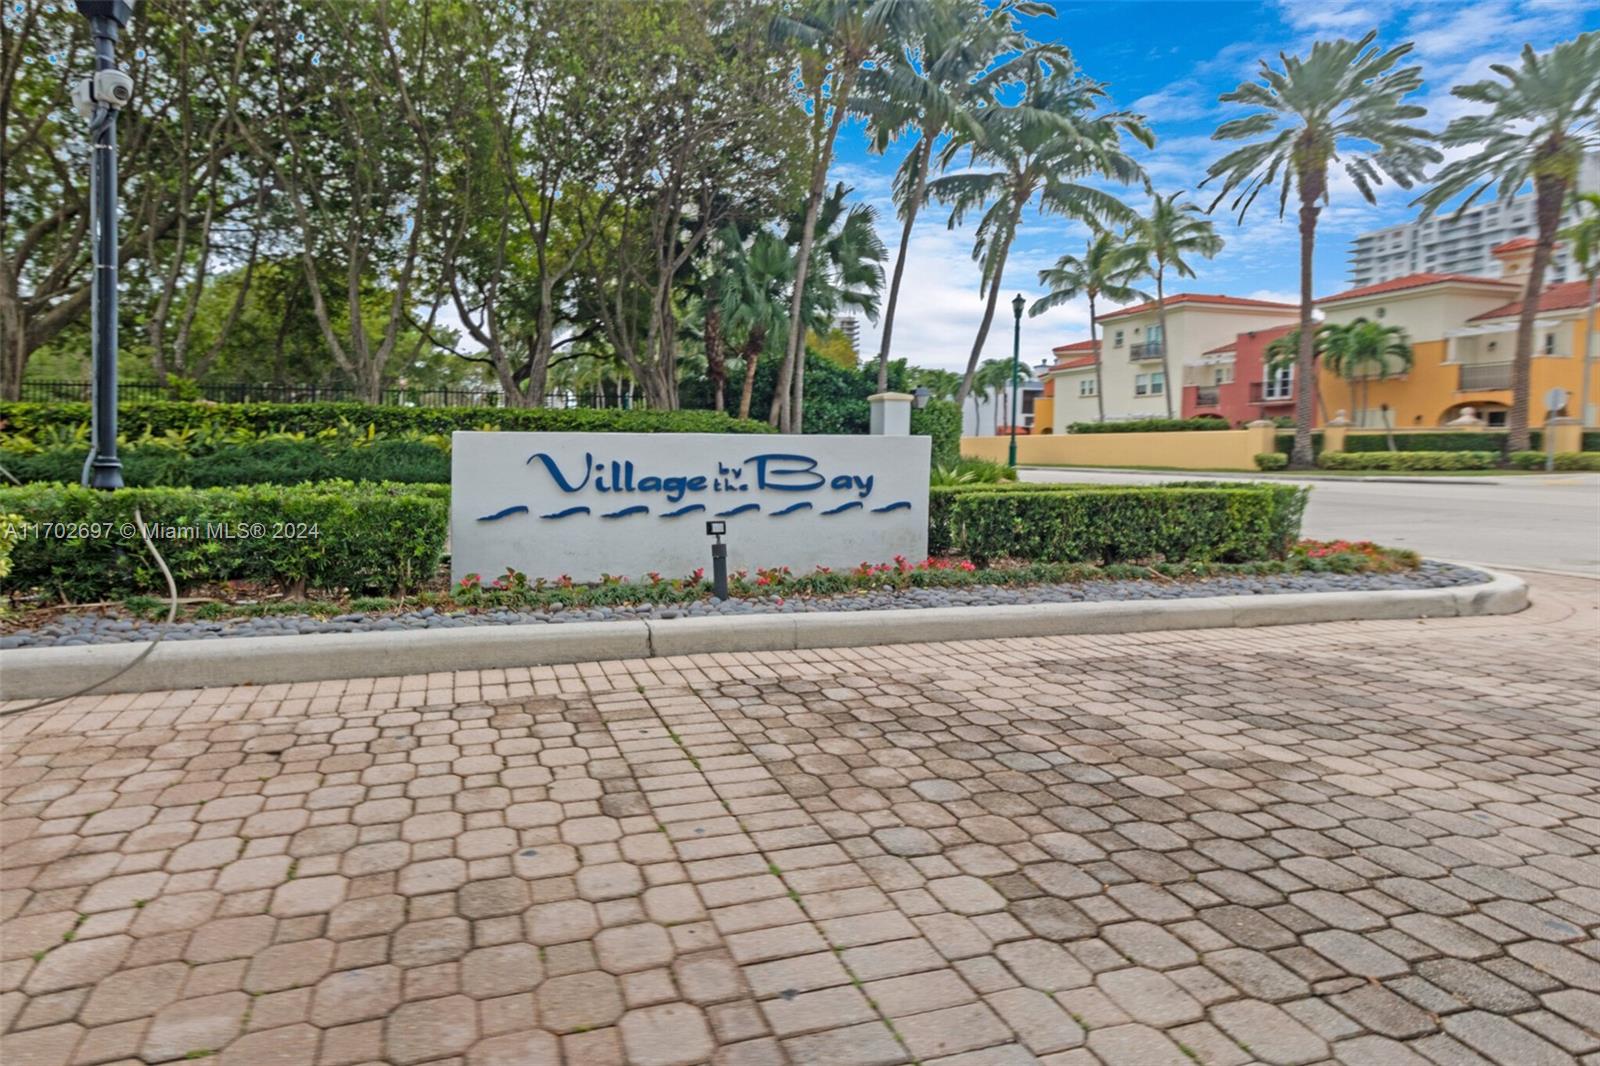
[1009,292,1026,467]
[75,0,137,490]
[705,520,729,600]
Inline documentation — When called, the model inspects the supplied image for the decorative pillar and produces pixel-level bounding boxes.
[1544,416,1582,455]
[868,392,913,436]
[1322,410,1351,453]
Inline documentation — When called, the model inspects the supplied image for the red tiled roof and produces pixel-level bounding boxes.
[1096,293,1297,322]
[1318,273,1516,304]
[1491,237,1537,254]
[1203,341,1238,354]
[1046,354,1097,371]
[1468,280,1594,322]
[1052,339,1098,353]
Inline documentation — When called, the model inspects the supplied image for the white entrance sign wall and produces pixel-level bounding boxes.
[450,432,931,584]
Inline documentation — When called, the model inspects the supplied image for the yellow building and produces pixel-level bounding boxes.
[1316,241,1598,429]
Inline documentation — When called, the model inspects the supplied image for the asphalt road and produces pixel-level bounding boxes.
[1021,468,1600,576]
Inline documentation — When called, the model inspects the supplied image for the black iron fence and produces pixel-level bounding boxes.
[16,380,639,409]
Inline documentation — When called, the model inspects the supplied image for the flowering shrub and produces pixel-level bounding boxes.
[1292,539,1417,573]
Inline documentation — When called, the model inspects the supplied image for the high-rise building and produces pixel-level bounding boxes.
[1346,153,1599,288]
[833,316,861,355]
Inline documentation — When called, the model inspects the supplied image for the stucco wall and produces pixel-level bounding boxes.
[962,424,1276,471]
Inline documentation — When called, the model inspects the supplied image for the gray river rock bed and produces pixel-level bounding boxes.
[1,561,1488,649]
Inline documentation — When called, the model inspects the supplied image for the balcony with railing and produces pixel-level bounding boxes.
[1249,381,1295,404]
[1457,362,1513,391]
[1192,385,1220,408]
[1129,341,1164,361]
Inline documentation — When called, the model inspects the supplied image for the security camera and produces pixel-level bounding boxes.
[71,77,96,119]
[94,69,133,108]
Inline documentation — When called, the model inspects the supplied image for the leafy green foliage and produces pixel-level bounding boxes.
[1318,450,1498,470]
[1254,452,1288,471]
[0,401,773,439]
[3,438,451,489]
[1,483,448,600]
[930,456,1016,486]
[927,482,1307,564]
[910,399,962,468]
[1067,417,1230,434]
[1508,450,1600,471]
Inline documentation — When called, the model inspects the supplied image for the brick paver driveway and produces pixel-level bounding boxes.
[3,573,1597,1066]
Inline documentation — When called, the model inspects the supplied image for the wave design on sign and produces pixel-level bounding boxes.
[601,505,650,519]
[715,503,761,517]
[477,505,530,522]
[871,501,912,513]
[660,503,707,518]
[820,501,863,516]
[540,506,591,520]
[770,501,813,517]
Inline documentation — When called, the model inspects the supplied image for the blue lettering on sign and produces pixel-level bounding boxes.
[477,450,910,523]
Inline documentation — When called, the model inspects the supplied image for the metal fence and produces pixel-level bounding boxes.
[15,380,640,409]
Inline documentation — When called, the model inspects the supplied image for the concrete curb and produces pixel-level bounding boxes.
[0,570,1528,700]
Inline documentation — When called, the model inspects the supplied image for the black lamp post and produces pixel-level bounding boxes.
[1008,293,1025,467]
[75,0,136,489]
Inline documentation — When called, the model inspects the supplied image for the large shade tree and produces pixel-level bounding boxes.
[1125,193,1224,417]
[1418,32,1600,450]
[1204,31,1439,467]
[1028,230,1147,422]
[932,65,1150,409]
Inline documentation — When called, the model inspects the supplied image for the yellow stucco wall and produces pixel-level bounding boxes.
[962,424,1276,470]
[1315,310,1597,427]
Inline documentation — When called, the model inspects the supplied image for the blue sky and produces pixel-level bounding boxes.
[834,0,1600,374]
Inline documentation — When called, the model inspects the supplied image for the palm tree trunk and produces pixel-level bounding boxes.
[1509,164,1568,451]
[705,283,725,413]
[1290,180,1320,468]
[774,74,858,433]
[1090,294,1105,423]
[737,328,764,421]
[955,212,1019,408]
[877,139,930,393]
[1155,267,1174,418]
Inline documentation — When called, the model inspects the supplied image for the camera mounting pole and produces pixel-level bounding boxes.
[75,1,136,490]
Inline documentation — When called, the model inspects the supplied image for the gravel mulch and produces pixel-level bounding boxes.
[0,561,1489,649]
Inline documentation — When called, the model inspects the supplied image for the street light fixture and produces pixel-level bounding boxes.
[1009,293,1025,467]
[74,0,136,490]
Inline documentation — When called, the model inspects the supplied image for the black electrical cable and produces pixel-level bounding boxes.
[0,505,177,718]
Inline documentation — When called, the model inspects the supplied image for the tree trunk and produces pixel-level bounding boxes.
[877,138,929,392]
[1155,267,1174,418]
[1089,294,1105,423]
[1509,162,1568,451]
[737,327,764,421]
[705,292,726,413]
[955,215,1018,408]
[1290,179,1321,469]
[774,72,858,432]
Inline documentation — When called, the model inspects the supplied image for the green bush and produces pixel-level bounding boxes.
[928,481,1306,563]
[910,399,961,468]
[0,482,447,600]
[0,400,774,439]
[1318,450,1497,471]
[1344,431,1506,453]
[1508,450,1600,471]
[931,457,1016,487]
[1067,417,1229,434]
[0,511,19,588]
[1274,431,1325,458]
[1,438,453,488]
[1254,452,1288,471]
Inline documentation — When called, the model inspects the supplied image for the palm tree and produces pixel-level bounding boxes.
[1028,231,1148,422]
[1126,193,1224,417]
[1563,192,1600,427]
[769,0,920,433]
[1204,31,1439,468]
[862,0,1067,391]
[931,66,1151,409]
[795,184,888,347]
[1418,34,1599,450]
[722,231,795,421]
[909,365,962,403]
[1319,318,1414,428]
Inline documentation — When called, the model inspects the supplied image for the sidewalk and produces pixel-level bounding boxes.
[3,573,1597,1065]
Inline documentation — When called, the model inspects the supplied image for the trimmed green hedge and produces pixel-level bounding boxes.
[1254,452,1288,471]
[2,439,452,488]
[1318,450,1497,471]
[1343,431,1508,453]
[1508,450,1600,471]
[1,482,448,600]
[1068,417,1229,434]
[0,400,775,438]
[928,481,1307,563]
[911,399,962,468]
